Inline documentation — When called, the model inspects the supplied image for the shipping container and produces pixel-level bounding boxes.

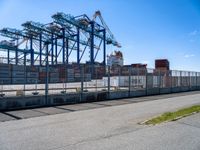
[12,65,25,71]
[49,72,59,78]
[49,67,59,72]
[0,63,12,69]
[27,72,39,78]
[12,71,25,78]
[39,67,46,72]
[26,66,38,72]
[49,78,59,83]
[26,78,38,84]
[0,70,11,78]
[155,59,169,70]
[0,78,11,84]
[12,78,25,84]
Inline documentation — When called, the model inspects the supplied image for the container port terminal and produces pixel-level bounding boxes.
[0,11,200,111]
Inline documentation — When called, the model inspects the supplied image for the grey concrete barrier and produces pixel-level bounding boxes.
[160,88,171,94]
[0,87,200,111]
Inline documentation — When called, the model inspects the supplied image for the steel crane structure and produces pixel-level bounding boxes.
[0,11,120,68]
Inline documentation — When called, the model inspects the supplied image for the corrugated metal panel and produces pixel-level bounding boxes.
[49,67,59,72]
[39,67,46,72]
[0,71,11,78]
[50,78,59,83]
[49,73,59,78]
[12,65,25,71]
[74,73,81,77]
[12,78,25,84]
[0,64,12,71]
[0,78,11,84]
[67,78,75,82]
[26,66,38,72]
[12,71,25,78]
[75,77,81,82]
[26,78,38,84]
[27,72,39,78]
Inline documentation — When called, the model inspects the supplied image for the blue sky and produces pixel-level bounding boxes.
[0,0,200,71]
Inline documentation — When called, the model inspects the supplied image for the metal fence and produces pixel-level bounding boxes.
[1,64,200,100]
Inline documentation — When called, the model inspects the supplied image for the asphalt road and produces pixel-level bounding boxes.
[0,91,200,150]
[1,91,200,122]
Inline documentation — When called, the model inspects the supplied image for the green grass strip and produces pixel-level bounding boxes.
[144,105,200,125]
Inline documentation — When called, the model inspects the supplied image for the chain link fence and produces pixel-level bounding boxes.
[1,64,200,103]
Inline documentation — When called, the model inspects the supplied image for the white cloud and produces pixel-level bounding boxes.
[184,54,195,58]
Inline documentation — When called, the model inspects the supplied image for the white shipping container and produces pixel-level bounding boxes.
[103,76,146,88]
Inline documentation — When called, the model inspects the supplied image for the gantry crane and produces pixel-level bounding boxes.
[0,11,121,67]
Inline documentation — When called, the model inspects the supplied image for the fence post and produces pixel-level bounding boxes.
[80,65,84,102]
[65,64,67,94]
[23,52,26,97]
[180,71,182,88]
[188,72,191,90]
[118,66,121,91]
[158,69,161,94]
[128,67,131,97]
[196,72,198,89]
[170,70,172,93]
[108,66,110,98]
[145,69,148,95]
[45,44,49,106]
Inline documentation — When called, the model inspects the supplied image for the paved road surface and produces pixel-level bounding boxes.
[0,91,200,150]
[1,91,200,122]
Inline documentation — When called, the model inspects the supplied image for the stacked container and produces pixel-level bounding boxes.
[58,65,65,82]
[84,73,91,81]
[73,64,81,82]
[121,65,129,76]
[95,66,105,79]
[155,59,170,71]
[67,68,75,82]
[39,66,47,83]
[26,66,39,84]
[110,65,121,76]
[0,64,11,84]
[49,66,59,83]
[12,65,25,84]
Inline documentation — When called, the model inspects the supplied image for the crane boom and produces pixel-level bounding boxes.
[93,11,121,48]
